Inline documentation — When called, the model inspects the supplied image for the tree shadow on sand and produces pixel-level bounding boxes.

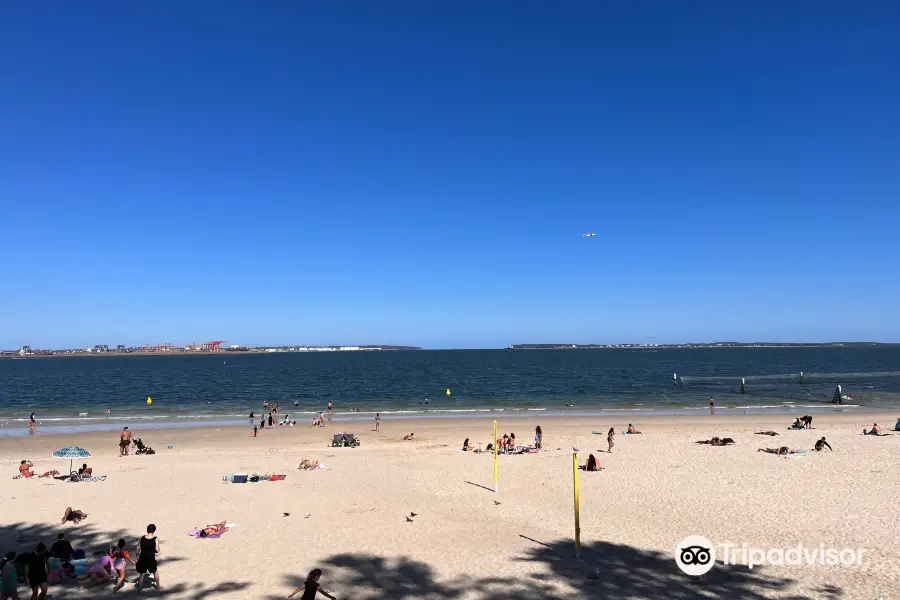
[0,521,251,599]
[264,538,843,600]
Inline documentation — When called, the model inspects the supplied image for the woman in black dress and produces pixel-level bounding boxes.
[288,569,337,600]
[136,524,161,593]
[25,542,49,600]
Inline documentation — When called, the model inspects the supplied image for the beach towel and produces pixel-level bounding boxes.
[70,475,106,483]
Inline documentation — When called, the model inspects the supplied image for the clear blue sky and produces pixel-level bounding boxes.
[2,2,898,349]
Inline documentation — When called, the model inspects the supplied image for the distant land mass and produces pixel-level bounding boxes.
[0,344,423,358]
[506,342,900,349]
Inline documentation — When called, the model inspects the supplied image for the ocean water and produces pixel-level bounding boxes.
[1,348,898,436]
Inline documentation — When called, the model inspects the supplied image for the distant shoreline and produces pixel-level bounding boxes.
[0,347,422,359]
[506,342,900,349]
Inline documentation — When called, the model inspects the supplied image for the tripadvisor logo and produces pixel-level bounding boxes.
[675,536,715,576]
[675,536,868,574]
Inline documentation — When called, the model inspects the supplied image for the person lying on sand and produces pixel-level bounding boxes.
[755,431,779,436]
[403,433,415,441]
[814,437,832,451]
[298,459,321,471]
[198,521,228,538]
[61,507,88,524]
[695,437,735,446]
[758,446,801,455]
[626,424,642,434]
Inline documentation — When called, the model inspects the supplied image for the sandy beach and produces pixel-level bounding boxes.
[1,412,897,599]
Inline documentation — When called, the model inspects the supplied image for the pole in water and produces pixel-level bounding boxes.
[572,452,581,559]
[740,377,746,395]
[673,373,677,386]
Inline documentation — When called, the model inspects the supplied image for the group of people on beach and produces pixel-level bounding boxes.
[1,523,161,599]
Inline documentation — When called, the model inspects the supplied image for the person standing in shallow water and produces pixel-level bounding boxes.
[375,413,380,432]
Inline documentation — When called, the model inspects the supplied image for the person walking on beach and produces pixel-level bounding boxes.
[29,412,36,428]
[135,524,161,594]
[288,569,338,600]
[607,427,616,453]
[534,426,542,449]
[709,397,715,415]
[375,413,380,432]
[268,412,274,428]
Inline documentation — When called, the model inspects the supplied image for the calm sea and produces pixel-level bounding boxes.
[1,348,898,436]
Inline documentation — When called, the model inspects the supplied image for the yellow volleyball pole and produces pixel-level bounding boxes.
[493,420,499,492]
[573,452,581,559]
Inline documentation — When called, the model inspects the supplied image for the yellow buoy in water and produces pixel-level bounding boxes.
[147,397,153,405]
[446,388,451,396]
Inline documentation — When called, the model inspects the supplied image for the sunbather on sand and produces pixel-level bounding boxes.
[14,461,60,479]
[696,437,735,446]
[198,521,228,538]
[61,507,88,524]
[758,446,800,455]
[755,431,779,436]
[580,454,601,472]
[814,437,832,451]
[864,423,883,435]
[298,459,321,470]
[403,433,415,441]
[626,424,642,434]
[19,460,34,478]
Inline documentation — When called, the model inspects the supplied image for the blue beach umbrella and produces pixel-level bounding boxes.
[51,446,92,475]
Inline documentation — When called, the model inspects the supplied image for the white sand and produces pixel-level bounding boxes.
[1,412,897,599]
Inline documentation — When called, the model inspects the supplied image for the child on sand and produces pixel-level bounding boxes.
[607,428,615,452]
[288,569,337,600]
[79,547,116,590]
[112,538,136,592]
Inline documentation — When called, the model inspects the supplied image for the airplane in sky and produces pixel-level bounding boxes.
[583,233,596,237]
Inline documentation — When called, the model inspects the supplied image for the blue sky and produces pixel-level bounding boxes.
[1,2,898,349]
